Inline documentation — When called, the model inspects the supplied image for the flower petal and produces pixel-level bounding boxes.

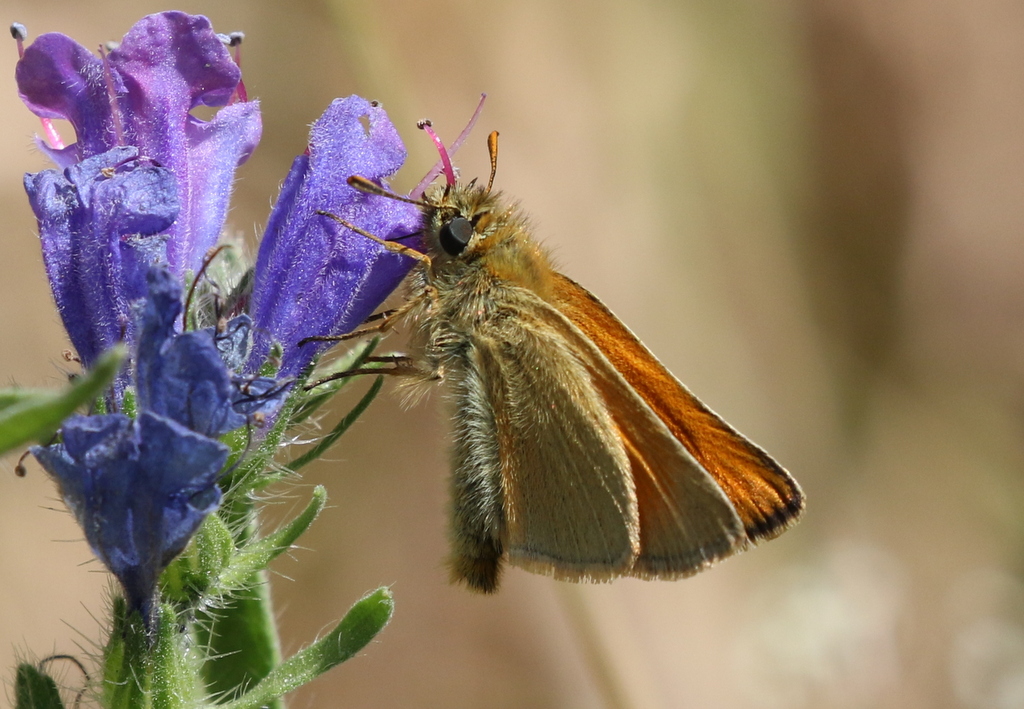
[136,268,246,437]
[110,12,262,276]
[24,147,179,367]
[172,101,261,275]
[17,12,262,281]
[213,314,254,371]
[249,96,421,376]
[33,411,227,618]
[15,32,119,160]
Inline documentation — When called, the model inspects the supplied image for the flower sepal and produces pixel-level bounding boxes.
[102,598,207,709]
[160,512,233,604]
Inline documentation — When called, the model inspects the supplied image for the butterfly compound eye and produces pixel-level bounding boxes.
[439,217,474,255]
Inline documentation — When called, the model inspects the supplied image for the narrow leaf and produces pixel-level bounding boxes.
[0,346,125,455]
[161,513,234,602]
[195,576,281,709]
[285,376,383,472]
[220,588,394,709]
[215,486,327,592]
[0,391,45,411]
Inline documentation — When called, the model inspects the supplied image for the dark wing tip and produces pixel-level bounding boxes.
[744,481,806,542]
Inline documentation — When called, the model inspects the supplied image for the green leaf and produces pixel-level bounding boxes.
[0,392,41,411]
[161,513,234,602]
[285,375,383,473]
[220,588,394,709]
[14,664,63,709]
[192,512,281,706]
[0,345,125,456]
[194,576,281,708]
[120,385,137,420]
[214,486,327,593]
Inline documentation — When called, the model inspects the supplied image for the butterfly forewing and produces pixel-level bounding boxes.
[531,296,749,577]
[551,273,805,543]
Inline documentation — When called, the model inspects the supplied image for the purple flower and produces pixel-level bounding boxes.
[248,96,421,377]
[17,12,261,365]
[24,146,179,369]
[19,12,422,620]
[17,11,260,276]
[32,268,286,620]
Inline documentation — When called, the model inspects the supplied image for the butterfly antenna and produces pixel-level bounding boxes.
[346,176,431,208]
[418,119,457,187]
[316,210,431,265]
[486,131,499,193]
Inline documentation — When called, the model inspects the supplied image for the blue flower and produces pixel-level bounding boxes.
[24,146,179,371]
[34,411,226,622]
[32,268,286,620]
[248,96,421,377]
[135,268,290,438]
[17,12,261,365]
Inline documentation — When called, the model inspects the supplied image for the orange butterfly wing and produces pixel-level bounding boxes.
[551,273,805,543]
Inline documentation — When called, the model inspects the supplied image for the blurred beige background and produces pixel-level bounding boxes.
[3,1,1024,707]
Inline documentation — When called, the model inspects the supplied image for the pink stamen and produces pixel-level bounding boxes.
[418,120,456,187]
[41,119,65,150]
[11,23,65,150]
[411,93,486,199]
[225,32,247,104]
[11,22,25,57]
[99,45,125,146]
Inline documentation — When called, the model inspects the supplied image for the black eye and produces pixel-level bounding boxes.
[439,217,474,255]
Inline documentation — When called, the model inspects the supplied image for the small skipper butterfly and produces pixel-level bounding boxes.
[311,124,804,592]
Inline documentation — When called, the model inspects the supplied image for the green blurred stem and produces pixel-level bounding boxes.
[556,585,632,709]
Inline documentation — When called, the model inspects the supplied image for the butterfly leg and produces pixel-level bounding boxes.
[303,355,423,391]
[297,308,403,347]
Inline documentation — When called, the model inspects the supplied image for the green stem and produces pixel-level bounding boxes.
[103,599,151,709]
